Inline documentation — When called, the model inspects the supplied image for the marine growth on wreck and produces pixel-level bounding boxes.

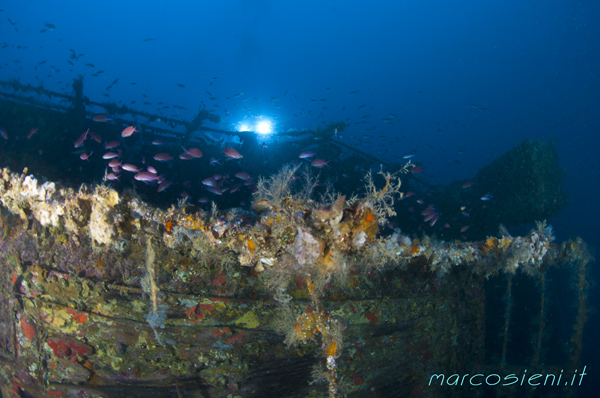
[0,156,592,397]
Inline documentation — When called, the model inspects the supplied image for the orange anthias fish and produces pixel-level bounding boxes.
[27,127,38,139]
[92,113,111,122]
[153,153,173,162]
[223,148,242,159]
[299,151,315,159]
[181,147,203,158]
[74,129,88,148]
[235,172,252,181]
[121,126,138,137]
[89,131,102,143]
[310,159,329,168]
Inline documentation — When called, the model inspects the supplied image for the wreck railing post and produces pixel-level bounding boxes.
[532,266,547,369]
[180,106,221,147]
[500,275,513,370]
[66,76,87,132]
[569,241,591,369]
[561,238,592,398]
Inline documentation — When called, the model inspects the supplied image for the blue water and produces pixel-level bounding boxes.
[1,1,598,396]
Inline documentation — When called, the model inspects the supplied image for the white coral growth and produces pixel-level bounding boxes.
[293,227,322,267]
[19,175,64,227]
[89,187,120,247]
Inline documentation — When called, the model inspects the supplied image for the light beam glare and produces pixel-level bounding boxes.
[256,120,272,135]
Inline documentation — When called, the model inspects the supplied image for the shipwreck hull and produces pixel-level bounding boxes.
[0,207,483,398]
[0,163,491,398]
[0,164,590,398]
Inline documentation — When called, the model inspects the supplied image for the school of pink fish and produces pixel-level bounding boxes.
[0,114,488,240]
[67,122,264,201]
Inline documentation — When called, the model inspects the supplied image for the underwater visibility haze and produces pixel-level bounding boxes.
[0,1,598,397]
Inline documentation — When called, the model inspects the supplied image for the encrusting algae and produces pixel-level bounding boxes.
[0,164,592,398]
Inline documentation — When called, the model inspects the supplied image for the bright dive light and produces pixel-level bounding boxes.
[256,120,272,135]
[238,123,250,132]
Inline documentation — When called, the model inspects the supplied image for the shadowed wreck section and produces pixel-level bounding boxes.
[0,162,592,398]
